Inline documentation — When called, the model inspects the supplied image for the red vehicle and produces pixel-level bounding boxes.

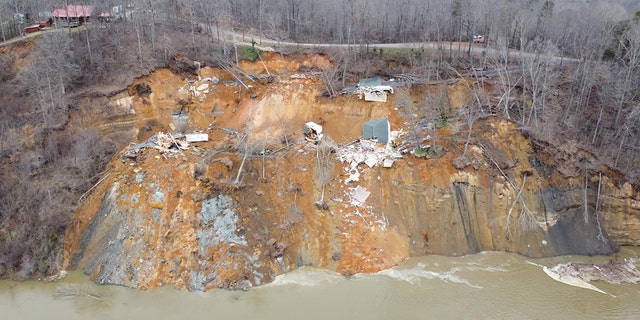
[25,24,41,33]
[34,20,50,28]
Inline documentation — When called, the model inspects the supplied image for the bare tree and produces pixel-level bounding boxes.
[21,32,80,127]
[489,37,522,119]
[520,41,559,128]
[314,135,336,209]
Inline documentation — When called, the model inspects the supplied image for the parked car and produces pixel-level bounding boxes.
[473,35,486,43]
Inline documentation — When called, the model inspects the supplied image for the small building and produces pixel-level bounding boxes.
[362,118,390,144]
[52,5,94,25]
[357,77,394,102]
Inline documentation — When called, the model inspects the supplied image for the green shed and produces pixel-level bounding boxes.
[362,118,390,144]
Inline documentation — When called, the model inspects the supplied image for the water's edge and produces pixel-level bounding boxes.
[3,248,639,320]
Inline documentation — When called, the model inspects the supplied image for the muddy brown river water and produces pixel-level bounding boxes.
[2,247,639,320]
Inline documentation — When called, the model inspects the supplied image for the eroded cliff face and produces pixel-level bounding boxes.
[63,53,639,290]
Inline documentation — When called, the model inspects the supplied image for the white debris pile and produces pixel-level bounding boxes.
[336,139,403,183]
[358,86,394,102]
[177,77,219,102]
[389,130,406,144]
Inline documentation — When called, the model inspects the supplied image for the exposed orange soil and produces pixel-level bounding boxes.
[64,51,640,290]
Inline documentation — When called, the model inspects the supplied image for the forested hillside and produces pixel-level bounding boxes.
[1,0,639,279]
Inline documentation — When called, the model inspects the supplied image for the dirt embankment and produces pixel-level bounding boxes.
[63,52,639,290]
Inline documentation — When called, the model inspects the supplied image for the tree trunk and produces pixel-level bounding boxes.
[234,144,249,185]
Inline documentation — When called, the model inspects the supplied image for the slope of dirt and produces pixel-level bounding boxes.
[63,52,640,290]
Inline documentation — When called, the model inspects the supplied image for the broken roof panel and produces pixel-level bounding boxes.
[185,134,209,142]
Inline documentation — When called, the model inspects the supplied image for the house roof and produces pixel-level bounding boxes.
[364,117,389,126]
[358,77,382,87]
[52,5,94,18]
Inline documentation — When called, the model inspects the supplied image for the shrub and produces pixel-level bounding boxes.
[239,45,260,62]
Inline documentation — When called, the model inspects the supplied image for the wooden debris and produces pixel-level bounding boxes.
[549,261,640,284]
[529,259,640,297]
[124,132,190,158]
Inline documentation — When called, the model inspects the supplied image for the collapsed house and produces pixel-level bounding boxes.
[357,77,394,102]
[123,132,208,159]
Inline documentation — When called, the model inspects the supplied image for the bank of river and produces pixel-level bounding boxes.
[2,247,639,320]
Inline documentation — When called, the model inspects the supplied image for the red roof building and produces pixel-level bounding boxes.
[52,5,94,23]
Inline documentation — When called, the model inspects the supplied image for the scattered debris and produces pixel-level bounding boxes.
[351,186,371,205]
[196,83,209,92]
[178,75,219,103]
[344,168,361,183]
[356,77,395,102]
[528,259,640,296]
[304,122,324,142]
[200,77,219,84]
[337,139,402,173]
[542,265,611,296]
[359,86,394,102]
[185,133,209,142]
[548,260,640,284]
[43,270,68,282]
[364,156,378,168]
[124,132,189,158]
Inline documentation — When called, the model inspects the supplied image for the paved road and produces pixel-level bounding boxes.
[217,28,577,67]
[2,21,576,69]
[0,26,83,47]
